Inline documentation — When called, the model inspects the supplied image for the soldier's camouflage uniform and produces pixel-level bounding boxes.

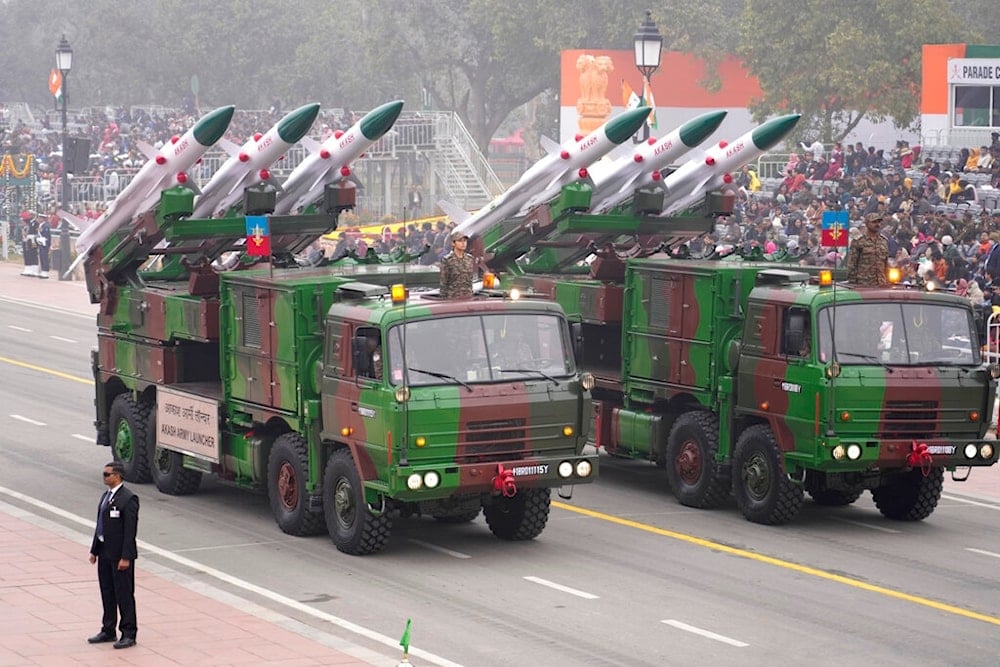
[846,232,889,286]
[439,252,476,299]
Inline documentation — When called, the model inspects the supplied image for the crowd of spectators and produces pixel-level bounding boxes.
[710,132,1000,313]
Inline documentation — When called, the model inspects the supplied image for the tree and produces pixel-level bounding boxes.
[738,0,967,143]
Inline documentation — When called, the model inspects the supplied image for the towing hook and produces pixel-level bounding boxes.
[907,441,933,477]
[492,463,517,497]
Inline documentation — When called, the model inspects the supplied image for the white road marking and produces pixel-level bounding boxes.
[0,295,95,319]
[661,619,749,647]
[49,335,77,343]
[72,433,95,443]
[174,540,289,553]
[7,325,31,332]
[408,538,472,559]
[10,414,45,426]
[833,517,900,533]
[0,486,463,667]
[941,494,1000,510]
[966,548,1000,560]
[523,576,599,599]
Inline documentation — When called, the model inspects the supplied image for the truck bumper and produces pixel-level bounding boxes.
[788,437,998,472]
[383,453,599,501]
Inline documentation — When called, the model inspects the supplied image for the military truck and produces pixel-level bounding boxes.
[85,186,596,554]
[471,179,998,525]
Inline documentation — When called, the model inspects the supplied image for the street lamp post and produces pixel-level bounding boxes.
[56,34,73,280]
[632,10,663,143]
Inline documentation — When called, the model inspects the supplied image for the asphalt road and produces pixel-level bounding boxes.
[1,295,999,666]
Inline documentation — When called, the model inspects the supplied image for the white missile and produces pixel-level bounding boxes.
[71,105,235,258]
[447,106,651,240]
[656,114,801,216]
[588,110,727,213]
[272,100,404,215]
[191,103,320,218]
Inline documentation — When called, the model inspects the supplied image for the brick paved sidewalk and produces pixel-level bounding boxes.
[0,503,391,666]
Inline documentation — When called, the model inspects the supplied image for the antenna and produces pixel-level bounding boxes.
[399,203,410,466]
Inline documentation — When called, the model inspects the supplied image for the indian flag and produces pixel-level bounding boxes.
[621,80,641,109]
[642,79,657,130]
[49,69,63,104]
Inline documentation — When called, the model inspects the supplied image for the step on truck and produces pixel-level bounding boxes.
[86,185,596,554]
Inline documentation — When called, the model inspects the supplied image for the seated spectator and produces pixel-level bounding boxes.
[976,147,994,172]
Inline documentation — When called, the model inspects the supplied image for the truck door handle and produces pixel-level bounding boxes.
[351,403,359,412]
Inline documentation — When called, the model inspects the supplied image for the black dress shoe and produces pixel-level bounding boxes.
[87,631,116,643]
[113,637,136,649]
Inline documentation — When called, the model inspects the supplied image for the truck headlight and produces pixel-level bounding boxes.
[979,443,994,459]
[580,372,595,391]
[846,444,862,460]
[964,444,978,459]
[407,473,423,490]
[832,445,846,460]
[424,471,440,488]
[575,460,593,477]
[558,461,574,478]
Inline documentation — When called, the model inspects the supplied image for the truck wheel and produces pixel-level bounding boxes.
[733,424,803,525]
[267,433,325,536]
[323,449,391,555]
[805,473,864,506]
[665,411,728,508]
[484,488,550,540]
[872,468,944,521]
[151,446,202,495]
[108,394,152,484]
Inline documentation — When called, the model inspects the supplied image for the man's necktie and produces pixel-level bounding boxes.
[96,490,111,540]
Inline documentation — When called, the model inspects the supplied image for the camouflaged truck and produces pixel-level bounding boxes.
[87,187,596,555]
[529,260,999,525]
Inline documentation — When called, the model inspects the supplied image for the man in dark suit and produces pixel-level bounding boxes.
[88,461,139,649]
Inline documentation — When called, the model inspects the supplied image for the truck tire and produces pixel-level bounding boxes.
[872,468,944,521]
[108,394,152,484]
[665,411,728,508]
[151,446,202,495]
[323,449,391,555]
[484,488,550,540]
[805,473,864,506]
[733,424,803,525]
[267,433,326,536]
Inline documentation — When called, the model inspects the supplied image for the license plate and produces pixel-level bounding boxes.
[926,445,955,455]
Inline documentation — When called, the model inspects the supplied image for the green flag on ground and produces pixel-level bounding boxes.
[399,618,412,654]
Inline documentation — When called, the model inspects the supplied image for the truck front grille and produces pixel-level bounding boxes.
[460,418,527,462]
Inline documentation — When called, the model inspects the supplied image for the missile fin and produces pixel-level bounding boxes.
[218,139,242,158]
[136,141,158,161]
[437,200,471,223]
[57,209,92,233]
[300,136,322,154]
[225,171,254,197]
[540,135,560,155]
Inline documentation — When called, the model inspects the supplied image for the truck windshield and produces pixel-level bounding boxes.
[817,302,980,366]
[385,313,574,386]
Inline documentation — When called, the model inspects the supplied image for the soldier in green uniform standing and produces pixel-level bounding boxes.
[439,230,476,299]
[846,212,889,286]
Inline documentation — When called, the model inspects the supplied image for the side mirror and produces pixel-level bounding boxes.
[726,339,741,372]
[571,322,584,362]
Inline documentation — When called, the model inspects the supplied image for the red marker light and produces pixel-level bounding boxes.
[238,152,250,162]
[340,166,351,177]
[259,169,270,181]
[578,167,589,179]
[705,156,716,166]
[253,132,263,142]
[633,154,644,163]
[574,134,584,142]
[170,135,180,144]
[651,170,662,181]
[155,155,167,165]
[560,150,570,160]
[334,130,344,139]
[176,172,188,184]
[723,173,733,184]
[718,140,728,148]
[320,149,331,159]
[647,137,656,145]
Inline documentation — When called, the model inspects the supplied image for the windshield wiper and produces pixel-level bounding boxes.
[408,367,472,391]
[836,351,894,373]
[498,368,559,385]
